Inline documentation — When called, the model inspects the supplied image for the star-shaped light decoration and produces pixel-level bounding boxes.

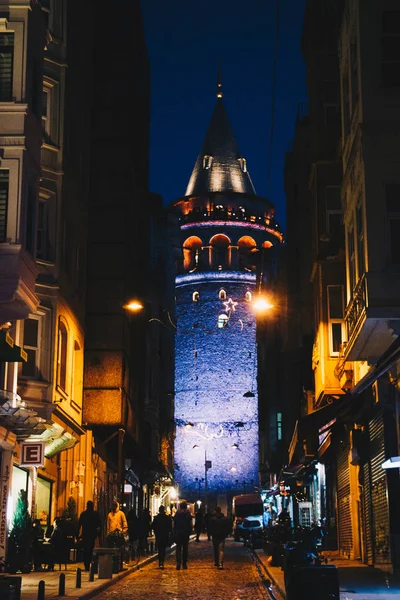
[223,298,238,312]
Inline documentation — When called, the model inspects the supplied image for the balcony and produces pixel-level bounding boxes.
[0,244,39,322]
[343,272,400,361]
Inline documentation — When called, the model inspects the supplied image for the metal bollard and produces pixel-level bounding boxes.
[150,541,154,554]
[37,580,45,600]
[89,562,95,582]
[76,567,82,588]
[59,573,65,596]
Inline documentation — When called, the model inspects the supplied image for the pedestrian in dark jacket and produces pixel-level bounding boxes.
[77,501,102,571]
[173,501,192,570]
[139,508,152,554]
[208,506,231,569]
[151,506,172,568]
[194,509,203,542]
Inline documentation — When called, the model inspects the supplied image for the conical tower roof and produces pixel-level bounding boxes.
[185,98,256,197]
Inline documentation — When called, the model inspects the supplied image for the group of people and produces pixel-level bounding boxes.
[32,499,232,573]
[151,501,232,570]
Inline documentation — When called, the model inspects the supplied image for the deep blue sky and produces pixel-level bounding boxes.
[141,0,307,231]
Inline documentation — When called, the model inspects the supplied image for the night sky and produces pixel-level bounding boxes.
[141,0,307,231]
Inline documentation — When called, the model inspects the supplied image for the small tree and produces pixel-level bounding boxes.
[62,496,78,524]
[7,489,33,573]
[62,496,78,544]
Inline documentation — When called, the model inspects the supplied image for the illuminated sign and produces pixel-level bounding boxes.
[20,442,45,467]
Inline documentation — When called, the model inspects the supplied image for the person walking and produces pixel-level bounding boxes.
[139,507,152,554]
[194,509,203,542]
[208,506,231,569]
[106,500,128,549]
[77,500,101,571]
[173,500,192,570]
[151,506,172,568]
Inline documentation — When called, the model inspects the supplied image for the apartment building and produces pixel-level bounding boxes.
[283,0,400,571]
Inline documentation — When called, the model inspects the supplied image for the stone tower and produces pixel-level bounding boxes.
[171,90,283,511]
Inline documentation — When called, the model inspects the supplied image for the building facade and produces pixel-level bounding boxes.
[283,0,400,572]
[0,0,173,566]
[171,92,283,511]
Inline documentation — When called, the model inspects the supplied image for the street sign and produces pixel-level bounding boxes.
[205,460,212,470]
[20,442,45,467]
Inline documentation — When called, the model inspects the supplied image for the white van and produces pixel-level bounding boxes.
[232,493,264,542]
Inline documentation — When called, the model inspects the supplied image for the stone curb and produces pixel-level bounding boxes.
[252,550,286,600]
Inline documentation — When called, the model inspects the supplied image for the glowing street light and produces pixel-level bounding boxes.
[253,295,274,313]
[123,299,144,312]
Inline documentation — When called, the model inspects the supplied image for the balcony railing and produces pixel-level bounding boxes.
[345,274,367,348]
[179,209,278,230]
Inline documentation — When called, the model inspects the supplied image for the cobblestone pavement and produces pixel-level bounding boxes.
[93,539,270,600]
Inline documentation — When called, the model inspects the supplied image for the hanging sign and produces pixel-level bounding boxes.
[20,442,45,467]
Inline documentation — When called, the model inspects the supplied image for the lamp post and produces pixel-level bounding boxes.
[193,445,211,512]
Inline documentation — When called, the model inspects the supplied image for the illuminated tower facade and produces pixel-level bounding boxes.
[172,88,283,509]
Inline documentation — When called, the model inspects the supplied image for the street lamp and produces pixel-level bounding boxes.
[123,299,145,312]
[193,445,211,513]
[253,294,275,313]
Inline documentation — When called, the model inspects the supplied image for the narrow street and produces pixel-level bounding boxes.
[92,538,274,600]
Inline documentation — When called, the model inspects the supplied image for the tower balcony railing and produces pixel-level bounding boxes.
[179,209,279,230]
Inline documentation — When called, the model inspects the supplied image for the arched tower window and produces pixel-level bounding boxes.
[219,289,227,300]
[245,291,252,302]
[192,291,200,302]
[57,318,68,392]
[210,234,231,269]
[238,158,247,172]
[183,236,203,272]
[238,236,257,270]
[203,155,213,170]
[218,314,229,329]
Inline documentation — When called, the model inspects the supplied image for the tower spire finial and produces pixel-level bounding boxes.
[216,59,223,99]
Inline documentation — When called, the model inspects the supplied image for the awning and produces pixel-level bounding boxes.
[0,394,53,439]
[288,394,361,466]
[0,330,27,362]
[297,394,357,442]
[26,422,78,458]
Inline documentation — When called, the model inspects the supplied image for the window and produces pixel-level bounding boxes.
[381,10,400,87]
[277,413,282,441]
[25,185,37,256]
[210,234,230,269]
[386,184,400,264]
[328,286,344,356]
[183,236,202,271]
[21,317,40,378]
[356,202,365,277]
[0,171,9,242]
[0,31,14,102]
[238,158,247,172]
[347,227,356,293]
[36,197,54,262]
[219,289,226,300]
[326,187,342,240]
[57,318,68,391]
[71,340,83,410]
[218,314,229,329]
[245,291,252,302]
[203,155,213,170]
[192,291,199,302]
[48,0,63,39]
